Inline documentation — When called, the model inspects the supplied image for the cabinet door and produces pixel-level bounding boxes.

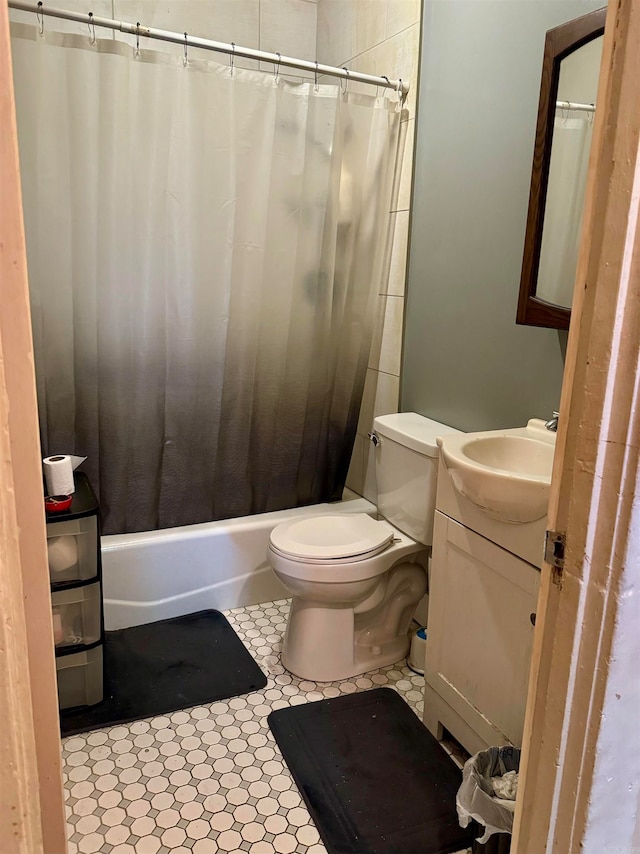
[426,511,540,747]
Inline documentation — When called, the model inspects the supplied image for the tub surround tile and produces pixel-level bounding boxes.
[349,21,420,116]
[113,0,259,68]
[355,366,400,500]
[13,0,319,79]
[259,0,317,75]
[363,435,378,504]
[317,0,420,71]
[346,433,365,495]
[61,598,466,854]
[389,118,413,214]
[368,294,404,376]
[317,0,355,68]
[114,0,260,45]
[386,0,421,40]
[358,368,400,436]
[351,0,389,61]
[317,12,420,115]
[9,0,113,36]
[386,210,410,297]
[393,118,415,213]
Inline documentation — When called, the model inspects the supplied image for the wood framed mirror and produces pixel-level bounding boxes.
[517,8,606,330]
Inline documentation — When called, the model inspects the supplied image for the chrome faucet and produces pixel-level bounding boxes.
[545,411,559,432]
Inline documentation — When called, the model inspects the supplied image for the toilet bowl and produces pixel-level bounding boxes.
[268,413,461,682]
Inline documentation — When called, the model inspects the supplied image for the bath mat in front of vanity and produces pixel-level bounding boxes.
[268,687,475,854]
[60,609,267,736]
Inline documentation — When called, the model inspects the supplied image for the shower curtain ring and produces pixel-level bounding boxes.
[135,22,140,56]
[183,32,188,66]
[340,67,349,95]
[314,61,319,91]
[36,1,44,35]
[229,42,235,75]
[88,11,96,46]
[558,101,569,124]
[274,52,281,83]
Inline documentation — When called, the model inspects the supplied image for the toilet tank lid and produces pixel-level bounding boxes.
[373,412,462,457]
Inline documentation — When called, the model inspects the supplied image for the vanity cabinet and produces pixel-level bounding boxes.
[424,462,543,755]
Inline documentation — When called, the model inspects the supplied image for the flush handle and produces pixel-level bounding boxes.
[367,431,380,448]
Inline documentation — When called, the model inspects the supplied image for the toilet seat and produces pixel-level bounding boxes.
[269,514,395,563]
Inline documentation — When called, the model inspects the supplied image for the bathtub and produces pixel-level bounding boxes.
[101,490,375,629]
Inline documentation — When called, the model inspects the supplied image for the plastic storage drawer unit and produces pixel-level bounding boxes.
[47,473,105,712]
[51,582,102,649]
[55,646,104,709]
[46,515,98,584]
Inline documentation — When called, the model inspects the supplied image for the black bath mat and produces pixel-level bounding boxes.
[268,687,475,854]
[60,610,267,736]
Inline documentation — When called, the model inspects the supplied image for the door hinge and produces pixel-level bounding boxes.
[544,530,566,569]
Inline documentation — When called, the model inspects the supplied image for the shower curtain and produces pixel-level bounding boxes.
[10,23,400,534]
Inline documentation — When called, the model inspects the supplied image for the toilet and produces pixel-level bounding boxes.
[268,412,461,682]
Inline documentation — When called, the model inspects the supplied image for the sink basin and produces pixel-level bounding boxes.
[438,419,556,523]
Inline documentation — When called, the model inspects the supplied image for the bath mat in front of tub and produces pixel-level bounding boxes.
[59,609,267,736]
[268,687,475,854]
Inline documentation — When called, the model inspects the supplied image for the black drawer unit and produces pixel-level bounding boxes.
[46,473,105,710]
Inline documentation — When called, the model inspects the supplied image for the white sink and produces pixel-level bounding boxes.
[438,419,556,523]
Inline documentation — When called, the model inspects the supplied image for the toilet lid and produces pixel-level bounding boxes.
[269,514,395,561]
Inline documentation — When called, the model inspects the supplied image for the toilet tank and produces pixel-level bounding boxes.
[373,413,461,545]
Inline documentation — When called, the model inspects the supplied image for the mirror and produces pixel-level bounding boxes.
[517,8,606,330]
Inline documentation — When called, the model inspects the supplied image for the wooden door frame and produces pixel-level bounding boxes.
[1,0,639,851]
[513,0,640,850]
[0,1,67,851]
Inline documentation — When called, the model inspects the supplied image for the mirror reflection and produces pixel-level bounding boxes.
[537,36,603,309]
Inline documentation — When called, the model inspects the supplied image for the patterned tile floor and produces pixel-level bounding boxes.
[62,599,471,854]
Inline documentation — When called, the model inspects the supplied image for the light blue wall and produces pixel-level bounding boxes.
[402,0,603,432]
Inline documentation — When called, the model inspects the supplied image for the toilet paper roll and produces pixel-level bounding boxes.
[47,536,79,576]
[43,455,76,495]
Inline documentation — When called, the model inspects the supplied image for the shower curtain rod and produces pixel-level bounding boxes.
[9,0,409,97]
[556,99,596,113]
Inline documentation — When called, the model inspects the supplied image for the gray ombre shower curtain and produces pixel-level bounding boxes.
[11,23,400,534]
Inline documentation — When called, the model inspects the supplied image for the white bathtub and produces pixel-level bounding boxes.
[101,490,375,629]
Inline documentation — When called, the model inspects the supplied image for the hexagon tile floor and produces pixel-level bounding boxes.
[62,598,472,854]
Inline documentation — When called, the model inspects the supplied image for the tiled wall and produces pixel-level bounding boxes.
[316,0,421,500]
[112,0,318,75]
[10,0,318,77]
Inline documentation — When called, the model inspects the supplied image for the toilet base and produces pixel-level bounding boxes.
[282,599,358,682]
[282,618,412,682]
[281,560,427,682]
